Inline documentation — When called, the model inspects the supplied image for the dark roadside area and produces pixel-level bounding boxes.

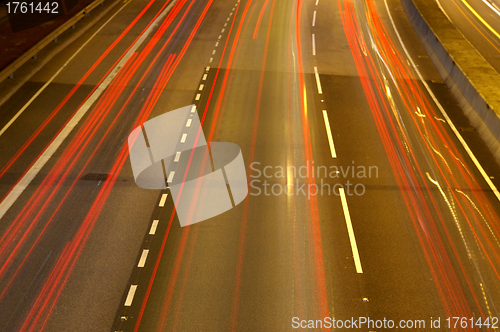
[0,0,95,72]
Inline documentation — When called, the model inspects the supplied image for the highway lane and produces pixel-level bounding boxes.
[114,0,500,331]
[1,0,500,331]
[434,0,500,73]
[0,0,231,330]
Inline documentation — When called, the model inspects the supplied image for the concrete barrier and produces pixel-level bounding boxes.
[401,0,500,164]
[0,0,105,83]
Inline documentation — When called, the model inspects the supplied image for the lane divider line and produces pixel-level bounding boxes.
[312,10,316,27]
[124,285,138,306]
[322,110,337,158]
[314,66,323,94]
[339,188,363,273]
[159,194,168,207]
[312,33,316,55]
[138,249,149,267]
[149,220,159,234]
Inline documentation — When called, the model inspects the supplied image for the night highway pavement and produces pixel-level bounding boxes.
[0,0,499,331]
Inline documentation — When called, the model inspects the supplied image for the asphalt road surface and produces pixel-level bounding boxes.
[0,0,499,331]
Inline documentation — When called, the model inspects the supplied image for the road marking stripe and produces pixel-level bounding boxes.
[322,110,337,158]
[186,119,192,127]
[167,171,175,183]
[212,50,216,55]
[315,0,319,5]
[206,66,210,71]
[209,57,213,63]
[124,285,138,306]
[215,41,219,47]
[149,220,159,234]
[191,105,196,113]
[314,66,322,94]
[138,249,149,267]
[202,73,207,80]
[174,151,181,162]
[195,94,201,100]
[199,84,204,91]
[159,193,168,207]
[312,33,316,55]
[339,188,363,273]
[181,133,187,143]
[312,10,316,27]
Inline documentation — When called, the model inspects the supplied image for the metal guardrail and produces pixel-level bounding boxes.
[0,0,105,83]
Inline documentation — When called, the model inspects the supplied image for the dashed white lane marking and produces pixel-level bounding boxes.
[312,10,316,27]
[202,73,207,80]
[218,34,222,39]
[195,93,201,101]
[206,66,210,71]
[315,0,319,5]
[224,22,228,27]
[227,17,230,21]
[199,84,204,90]
[174,151,181,162]
[191,105,196,113]
[212,50,216,55]
[0,0,179,221]
[181,133,187,143]
[149,220,159,234]
[159,194,168,207]
[314,66,322,94]
[167,171,175,183]
[322,110,337,158]
[215,41,219,47]
[138,249,149,267]
[209,57,213,63]
[222,28,225,32]
[339,188,363,274]
[124,285,138,306]
[312,34,316,55]
[186,119,192,127]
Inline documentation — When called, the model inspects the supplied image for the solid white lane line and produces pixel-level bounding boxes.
[159,193,168,207]
[186,119,192,127]
[138,249,149,267]
[167,171,175,183]
[312,11,316,27]
[322,110,337,158]
[124,285,138,306]
[181,133,187,143]
[312,34,316,55]
[0,2,129,138]
[383,0,500,203]
[314,66,322,94]
[149,220,159,234]
[174,151,181,162]
[339,188,363,273]
[0,0,179,221]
